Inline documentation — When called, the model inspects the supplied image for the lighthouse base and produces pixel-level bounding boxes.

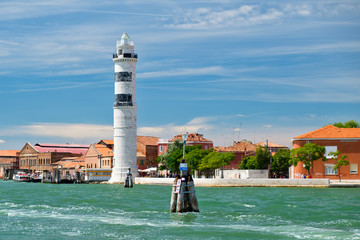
[108,166,139,184]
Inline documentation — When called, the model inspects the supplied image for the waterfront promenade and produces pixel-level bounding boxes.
[135,177,360,188]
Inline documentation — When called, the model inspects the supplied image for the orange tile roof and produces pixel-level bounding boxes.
[98,139,114,145]
[0,150,20,157]
[137,136,159,146]
[93,144,114,157]
[54,160,85,169]
[170,133,212,143]
[255,142,287,148]
[215,141,256,152]
[97,137,159,147]
[293,125,360,139]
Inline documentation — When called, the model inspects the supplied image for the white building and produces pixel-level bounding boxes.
[109,32,139,183]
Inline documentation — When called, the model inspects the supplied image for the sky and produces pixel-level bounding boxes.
[0,0,359,150]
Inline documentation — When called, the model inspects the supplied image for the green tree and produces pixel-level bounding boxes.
[199,152,235,173]
[332,120,360,128]
[255,146,271,169]
[245,156,258,169]
[329,151,349,182]
[238,146,270,170]
[157,139,183,173]
[290,143,326,176]
[271,149,290,177]
[185,147,211,171]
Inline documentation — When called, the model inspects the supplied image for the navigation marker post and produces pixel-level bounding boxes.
[170,133,199,213]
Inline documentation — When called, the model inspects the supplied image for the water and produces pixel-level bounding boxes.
[0,180,359,240]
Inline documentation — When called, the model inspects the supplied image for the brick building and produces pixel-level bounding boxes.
[216,141,256,169]
[18,143,89,173]
[137,136,159,170]
[84,140,114,169]
[0,150,20,178]
[291,125,360,180]
[84,136,159,171]
[158,133,213,155]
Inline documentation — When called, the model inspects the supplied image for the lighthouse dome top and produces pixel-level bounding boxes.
[117,32,134,47]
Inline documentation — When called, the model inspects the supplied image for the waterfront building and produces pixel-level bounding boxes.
[158,133,213,155]
[109,32,138,183]
[215,141,256,169]
[18,143,89,173]
[84,137,159,177]
[136,136,159,174]
[0,150,20,178]
[291,125,360,179]
[84,141,114,169]
[53,156,85,178]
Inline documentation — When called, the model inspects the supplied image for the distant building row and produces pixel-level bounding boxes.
[1,125,360,180]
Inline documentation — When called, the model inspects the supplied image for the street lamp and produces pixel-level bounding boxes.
[182,132,188,160]
[222,155,224,179]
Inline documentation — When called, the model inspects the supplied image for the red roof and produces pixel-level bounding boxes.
[255,142,287,148]
[216,141,256,153]
[170,133,212,143]
[137,136,159,146]
[293,125,360,140]
[0,150,19,157]
[33,143,89,155]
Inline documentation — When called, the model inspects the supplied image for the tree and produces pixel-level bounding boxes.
[332,120,360,128]
[271,149,290,177]
[184,147,211,172]
[199,152,235,174]
[255,146,271,169]
[290,143,326,176]
[329,151,349,182]
[157,141,213,174]
[157,139,184,173]
[238,146,270,170]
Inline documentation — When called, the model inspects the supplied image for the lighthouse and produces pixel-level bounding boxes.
[109,32,139,183]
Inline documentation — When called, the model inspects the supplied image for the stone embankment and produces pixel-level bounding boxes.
[135,178,332,188]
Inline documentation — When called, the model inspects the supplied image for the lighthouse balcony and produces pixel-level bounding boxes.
[113,53,138,59]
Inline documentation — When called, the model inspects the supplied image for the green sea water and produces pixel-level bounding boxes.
[0,180,359,240]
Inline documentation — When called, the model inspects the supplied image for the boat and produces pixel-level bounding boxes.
[13,172,30,182]
[30,171,43,182]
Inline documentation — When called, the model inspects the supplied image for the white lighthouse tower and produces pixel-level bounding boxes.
[109,32,139,183]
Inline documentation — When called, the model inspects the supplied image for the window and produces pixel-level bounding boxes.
[325,146,337,159]
[140,160,144,166]
[350,164,358,174]
[159,146,164,152]
[325,164,337,175]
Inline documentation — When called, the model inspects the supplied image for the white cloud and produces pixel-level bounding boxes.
[0,123,113,140]
[0,139,5,144]
[240,41,360,57]
[165,5,285,29]
[138,117,215,139]
[137,66,225,79]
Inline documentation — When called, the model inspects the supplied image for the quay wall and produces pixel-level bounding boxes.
[135,177,330,187]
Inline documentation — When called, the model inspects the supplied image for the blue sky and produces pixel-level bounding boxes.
[0,0,359,150]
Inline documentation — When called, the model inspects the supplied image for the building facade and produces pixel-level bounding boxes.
[291,125,360,180]
[158,133,213,155]
[216,141,256,169]
[18,143,89,173]
[137,136,159,171]
[0,150,19,178]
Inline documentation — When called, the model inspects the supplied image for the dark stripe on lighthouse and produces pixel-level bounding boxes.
[115,72,132,82]
[114,94,133,107]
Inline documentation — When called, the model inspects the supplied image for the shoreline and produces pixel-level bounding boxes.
[135,177,360,188]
